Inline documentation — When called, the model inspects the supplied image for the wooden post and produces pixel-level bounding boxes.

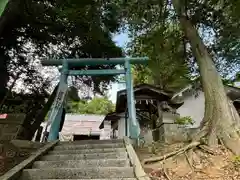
[35,126,43,142]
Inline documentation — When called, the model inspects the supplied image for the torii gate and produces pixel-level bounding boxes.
[41,57,148,142]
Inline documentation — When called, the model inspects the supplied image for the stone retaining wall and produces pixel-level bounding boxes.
[0,140,44,175]
[0,114,25,141]
[141,112,200,144]
[159,124,199,143]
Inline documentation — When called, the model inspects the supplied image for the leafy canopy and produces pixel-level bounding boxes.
[0,0,123,99]
[120,0,240,80]
[129,23,191,91]
[67,97,115,115]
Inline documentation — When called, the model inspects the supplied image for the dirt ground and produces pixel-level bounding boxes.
[0,140,44,175]
[135,142,240,180]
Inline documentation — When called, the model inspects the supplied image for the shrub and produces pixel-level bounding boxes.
[175,116,195,126]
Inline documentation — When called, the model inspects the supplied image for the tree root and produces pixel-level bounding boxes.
[184,151,194,172]
[162,156,172,180]
[198,144,216,155]
[163,168,171,180]
[143,141,201,164]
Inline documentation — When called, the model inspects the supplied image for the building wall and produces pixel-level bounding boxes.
[39,114,107,141]
[114,91,205,142]
[141,129,153,144]
[118,117,126,139]
[177,91,205,128]
[101,121,111,140]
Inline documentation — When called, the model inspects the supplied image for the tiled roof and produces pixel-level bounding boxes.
[41,114,105,135]
[65,114,105,121]
[61,120,102,135]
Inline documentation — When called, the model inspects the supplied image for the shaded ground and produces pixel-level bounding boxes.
[0,140,44,175]
[135,142,240,180]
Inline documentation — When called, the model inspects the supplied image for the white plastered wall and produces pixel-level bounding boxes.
[177,91,205,128]
[117,112,126,139]
[100,121,111,140]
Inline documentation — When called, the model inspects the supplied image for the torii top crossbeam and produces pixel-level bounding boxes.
[41,57,148,67]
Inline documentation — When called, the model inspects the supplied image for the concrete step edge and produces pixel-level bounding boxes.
[41,178,136,180]
[43,151,127,157]
[23,167,133,170]
[34,158,129,163]
[21,167,135,179]
[32,159,130,168]
[47,151,127,156]
[40,153,128,161]
[54,144,124,149]
[48,148,126,154]
[57,139,123,144]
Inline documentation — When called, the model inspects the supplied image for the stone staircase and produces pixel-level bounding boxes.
[20,139,137,179]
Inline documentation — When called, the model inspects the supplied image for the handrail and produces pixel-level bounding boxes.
[123,136,150,180]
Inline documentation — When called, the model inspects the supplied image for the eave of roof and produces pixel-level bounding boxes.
[115,83,180,113]
[171,81,240,101]
[99,112,123,129]
[117,83,172,97]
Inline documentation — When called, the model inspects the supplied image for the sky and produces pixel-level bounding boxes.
[108,32,129,103]
[12,32,130,102]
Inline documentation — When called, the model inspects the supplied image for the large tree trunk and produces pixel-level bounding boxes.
[172,0,240,154]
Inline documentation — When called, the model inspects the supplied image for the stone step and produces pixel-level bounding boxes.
[33,159,130,168]
[41,178,137,180]
[48,148,126,155]
[41,152,127,161]
[58,139,123,145]
[53,143,124,150]
[21,167,135,179]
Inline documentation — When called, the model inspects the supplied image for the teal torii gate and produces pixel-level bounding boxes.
[41,57,148,141]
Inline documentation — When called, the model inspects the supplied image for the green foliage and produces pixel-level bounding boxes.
[0,0,123,100]
[0,0,8,16]
[232,156,240,168]
[132,65,151,85]
[0,0,123,135]
[175,116,195,126]
[129,24,191,91]
[120,0,240,82]
[67,97,115,115]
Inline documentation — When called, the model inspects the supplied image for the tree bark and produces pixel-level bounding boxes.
[172,0,240,154]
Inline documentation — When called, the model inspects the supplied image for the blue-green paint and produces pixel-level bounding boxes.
[41,57,148,67]
[118,80,126,84]
[48,59,68,141]
[48,107,63,141]
[69,69,125,76]
[125,60,140,139]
